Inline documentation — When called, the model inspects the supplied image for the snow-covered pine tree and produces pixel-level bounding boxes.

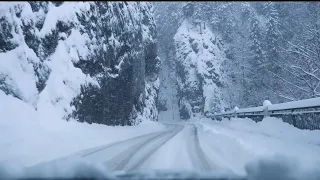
[260,2,283,103]
[246,12,268,106]
[264,2,281,65]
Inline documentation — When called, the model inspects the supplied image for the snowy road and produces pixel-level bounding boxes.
[26,118,320,177]
[31,122,224,173]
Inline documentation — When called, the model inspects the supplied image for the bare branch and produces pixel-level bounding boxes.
[269,88,296,101]
[291,65,320,81]
[267,70,312,94]
[287,41,318,57]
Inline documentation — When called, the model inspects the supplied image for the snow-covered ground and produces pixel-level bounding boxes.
[194,117,320,176]
[0,91,166,168]
[1,90,320,179]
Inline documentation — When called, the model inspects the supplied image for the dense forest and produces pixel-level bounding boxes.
[155,2,320,114]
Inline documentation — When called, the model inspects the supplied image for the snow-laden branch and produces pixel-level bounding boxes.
[291,65,320,81]
[267,70,313,94]
[270,88,296,101]
[287,41,318,57]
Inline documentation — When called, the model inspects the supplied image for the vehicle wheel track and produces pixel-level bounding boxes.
[189,124,212,171]
[127,125,185,171]
[79,124,177,157]
[105,124,184,171]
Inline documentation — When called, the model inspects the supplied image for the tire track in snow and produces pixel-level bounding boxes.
[126,124,185,171]
[40,124,177,166]
[104,124,184,171]
[194,122,253,175]
[81,126,174,158]
[188,124,212,171]
[104,130,172,171]
[76,125,175,157]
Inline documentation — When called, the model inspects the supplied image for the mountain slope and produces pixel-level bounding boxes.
[174,19,227,119]
[0,2,160,125]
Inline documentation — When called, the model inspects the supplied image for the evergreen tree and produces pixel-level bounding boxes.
[264,2,281,71]
[259,2,283,102]
[247,14,267,106]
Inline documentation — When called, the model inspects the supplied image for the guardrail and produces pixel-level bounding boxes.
[209,97,320,130]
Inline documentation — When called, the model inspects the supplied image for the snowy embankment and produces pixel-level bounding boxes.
[194,117,320,177]
[0,91,166,168]
[173,19,228,119]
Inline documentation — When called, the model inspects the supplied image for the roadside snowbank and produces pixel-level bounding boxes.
[212,117,320,145]
[194,117,320,175]
[0,91,166,168]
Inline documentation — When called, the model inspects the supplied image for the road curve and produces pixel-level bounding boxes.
[28,123,218,173]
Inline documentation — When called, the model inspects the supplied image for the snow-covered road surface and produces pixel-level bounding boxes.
[25,122,225,174]
[26,118,320,177]
[3,117,320,180]
[33,123,217,173]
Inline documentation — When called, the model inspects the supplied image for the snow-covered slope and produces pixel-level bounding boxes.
[0,2,160,125]
[0,90,166,167]
[173,19,228,120]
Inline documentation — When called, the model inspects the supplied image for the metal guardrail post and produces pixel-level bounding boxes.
[263,106,269,117]
[263,100,271,118]
[234,106,239,118]
[292,114,297,127]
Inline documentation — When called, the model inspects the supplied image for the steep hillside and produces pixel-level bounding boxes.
[174,19,228,119]
[0,2,160,125]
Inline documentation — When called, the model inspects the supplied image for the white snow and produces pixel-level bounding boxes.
[0,2,43,106]
[158,52,181,123]
[268,97,320,111]
[66,29,91,64]
[1,93,319,180]
[263,100,272,107]
[220,97,320,115]
[36,31,96,120]
[2,2,320,179]
[234,106,263,113]
[194,117,320,175]
[0,91,166,168]
[0,1,101,120]
[136,77,160,124]
[139,124,194,171]
[39,2,91,37]
[174,19,228,115]
[0,46,39,105]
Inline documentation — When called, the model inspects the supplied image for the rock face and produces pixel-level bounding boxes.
[174,19,227,119]
[0,2,160,125]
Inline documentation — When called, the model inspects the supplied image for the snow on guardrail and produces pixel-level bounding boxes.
[268,97,320,111]
[236,106,264,113]
[212,97,320,116]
